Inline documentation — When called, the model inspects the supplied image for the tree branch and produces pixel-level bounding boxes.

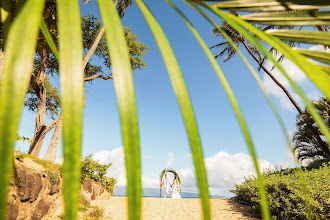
[242,41,303,114]
[29,73,40,94]
[84,74,113,82]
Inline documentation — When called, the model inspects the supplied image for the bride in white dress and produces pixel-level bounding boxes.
[171,177,181,199]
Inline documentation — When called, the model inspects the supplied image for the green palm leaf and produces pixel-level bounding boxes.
[266,30,330,47]
[40,19,60,61]
[212,0,329,11]
[294,49,330,65]
[182,1,271,219]
[135,0,210,219]
[0,0,12,47]
[0,0,45,219]
[57,0,84,219]
[97,0,141,219]
[242,11,330,26]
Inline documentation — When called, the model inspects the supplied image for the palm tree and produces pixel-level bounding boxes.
[210,11,304,113]
[293,97,330,162]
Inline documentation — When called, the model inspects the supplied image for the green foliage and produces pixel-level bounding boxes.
[82,13,149,79]
[81,155,117,195]
[15,134,33,143]
[46,170,58,183]
[2,1,330,220]
[87,206,104,219]
[15,153,25,162]
[79,194,104,220]
[25,76,61,118]
[305,158,330,170]
[231,162,330,219]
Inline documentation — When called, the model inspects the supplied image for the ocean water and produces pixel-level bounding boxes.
[114,187,229,198]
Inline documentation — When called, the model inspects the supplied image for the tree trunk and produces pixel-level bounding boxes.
[82,0,119,69]
[29,49,48,156]
[43,117,63,162]
[43,98,85,162]
[242,41,303,114]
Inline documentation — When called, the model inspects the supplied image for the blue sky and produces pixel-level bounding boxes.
[16,0,323,196]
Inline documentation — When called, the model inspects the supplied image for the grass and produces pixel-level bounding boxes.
[79,195,104,220]
[14,151,61,173]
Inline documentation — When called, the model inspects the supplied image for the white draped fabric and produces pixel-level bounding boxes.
[171,182,181,199]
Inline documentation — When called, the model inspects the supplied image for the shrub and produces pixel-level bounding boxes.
[305,158,330,170]
[231,162,330,219]
[15,153,25,162]
[81,155,117,195]
[88,206,104,219]
[46,171,58,183]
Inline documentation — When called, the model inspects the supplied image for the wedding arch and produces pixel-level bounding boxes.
[159,168,181,197]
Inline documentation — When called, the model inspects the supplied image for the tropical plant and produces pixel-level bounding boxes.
[1,1,330,220]
[210,11,306,113]
[293,97,330,162]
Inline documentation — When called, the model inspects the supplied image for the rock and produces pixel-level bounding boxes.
[81,179,104,201]
[6,160,62,220]
[31,199,50,220]
[15,163,43,202]
[7,194,19,220]
[7,159,108,219]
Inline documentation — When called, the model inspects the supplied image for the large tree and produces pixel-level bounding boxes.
[0,0,60,156]
[39,15,149,162]
[25,0,143,161]
[293,97,330,163]
[0,0,136,158]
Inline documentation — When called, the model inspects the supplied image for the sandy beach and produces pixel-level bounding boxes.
[91,197,258,220]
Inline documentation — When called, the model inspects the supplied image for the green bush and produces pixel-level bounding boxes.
[81,155,117,195]
[88,206,104,219]
[231,162,330,220]
[305,158,330,170]
[46,171,58,183]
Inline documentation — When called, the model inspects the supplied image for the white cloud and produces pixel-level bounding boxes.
[262,56,304,111]
[143,155,153,159]
[141,176,159,188]
[93,147,127,186]
[91,148,287,191]
[92,148,166,188]
[183,153,192,160]
[163,152,175,168]
[275,147,295,169]
[179,151,273,188]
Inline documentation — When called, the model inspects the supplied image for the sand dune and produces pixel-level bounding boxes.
[91,197,258,220]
